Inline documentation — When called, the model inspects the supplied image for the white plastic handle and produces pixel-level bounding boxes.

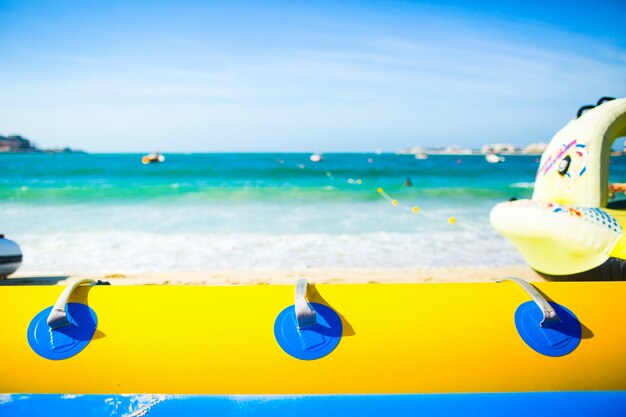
[501,277,560,327]
[294,279,317,329]
[47,278,99,329]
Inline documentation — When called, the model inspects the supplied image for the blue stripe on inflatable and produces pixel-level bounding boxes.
[1,392,625,416]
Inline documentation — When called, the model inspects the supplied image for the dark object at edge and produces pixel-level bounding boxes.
[537,257,626,281]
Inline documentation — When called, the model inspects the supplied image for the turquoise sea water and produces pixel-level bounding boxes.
[1,153,537,204]
[2,153,623,274]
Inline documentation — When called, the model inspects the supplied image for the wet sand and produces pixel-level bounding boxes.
[4,265,544,286]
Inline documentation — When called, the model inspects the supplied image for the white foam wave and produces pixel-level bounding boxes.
[16,228,523,275]
[510,182,535,189]
[4,200,522,274]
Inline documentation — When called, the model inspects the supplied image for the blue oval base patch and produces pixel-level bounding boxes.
[274,302,342,360]
[514,301,581,357]
[27,303,98,360]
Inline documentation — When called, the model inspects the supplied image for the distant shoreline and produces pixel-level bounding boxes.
[1,148,622,157]
[397,150,544,156]
[0,134,84,154]
[0,150,546,155]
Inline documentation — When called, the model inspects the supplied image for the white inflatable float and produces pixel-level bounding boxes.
[491,97,626,280]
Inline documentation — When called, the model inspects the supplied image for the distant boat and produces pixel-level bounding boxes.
[142,152,165,164]
[485,153,505,163]
[310,153,324,162]
[414,153,428,160]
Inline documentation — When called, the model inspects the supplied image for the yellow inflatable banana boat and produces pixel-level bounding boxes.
[491,97,626,280]
[0,278,625,415]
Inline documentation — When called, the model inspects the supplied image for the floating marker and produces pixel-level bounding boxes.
[377,187,457,224]
[356,179,362,185]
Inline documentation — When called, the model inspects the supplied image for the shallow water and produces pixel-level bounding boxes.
[2,153,624,274]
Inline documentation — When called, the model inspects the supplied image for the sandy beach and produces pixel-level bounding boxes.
[3,265,544,286]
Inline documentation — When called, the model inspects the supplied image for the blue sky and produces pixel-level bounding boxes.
[1,0,625,152]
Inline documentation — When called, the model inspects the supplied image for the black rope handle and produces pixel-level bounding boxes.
[576,96,616,119]
[576,104,596,118]
[597,96,616,106]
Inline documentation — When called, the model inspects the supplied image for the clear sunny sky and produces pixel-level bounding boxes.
[1,0,625,152]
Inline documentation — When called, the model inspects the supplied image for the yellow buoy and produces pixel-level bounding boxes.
[448,216,456,224]
[412,207,419,214]
[377,187,383,193]
[392,200,399,206]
